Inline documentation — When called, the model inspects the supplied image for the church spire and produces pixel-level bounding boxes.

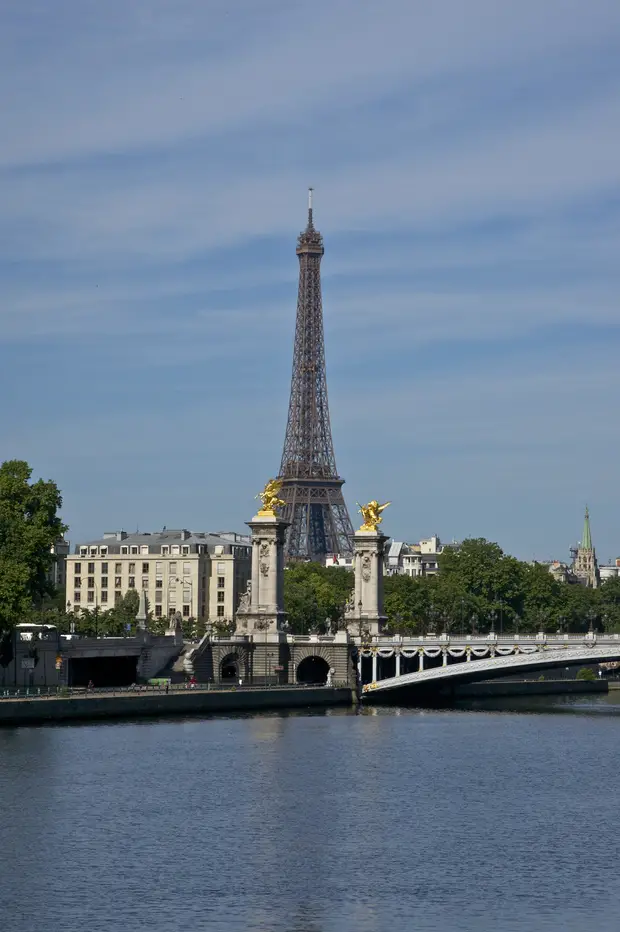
[582,506,592,550]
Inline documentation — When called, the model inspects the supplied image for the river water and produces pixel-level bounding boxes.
[2,693,620,932]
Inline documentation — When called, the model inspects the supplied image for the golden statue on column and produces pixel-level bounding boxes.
[357,500,391,532]
[256,478,286,517]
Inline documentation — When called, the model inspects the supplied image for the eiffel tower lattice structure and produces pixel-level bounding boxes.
[277,190,355,562]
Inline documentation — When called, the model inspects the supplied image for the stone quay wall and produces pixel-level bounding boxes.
[0,686,354,727]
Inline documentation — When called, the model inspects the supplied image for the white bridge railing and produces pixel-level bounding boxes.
[357,633,620,695]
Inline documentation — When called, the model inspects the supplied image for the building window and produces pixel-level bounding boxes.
[169,562,177,574]
[115,562,122,573]
[217,562,225,574]
[115,591,122,604]
[88,577,95,589]
[121,546,128,555]
[100,547,107,556]
[217,576,225,589]
[155,605,162,617]
[101,562,108,574]
[80,548,87,557]
[101,591,108,603]
[141,545,148,554]
[74,577,82,589]
[74,591,81,603]
[217,605,225,617]
[182,605,190,617]
[182,545,189,555]
[87,591,94,603]
[217,591,225,603]
[156,562,162,573]
[115,576,122,588]
[88,562,95,574]
[155,591,163,603]
[142,577,149,590]
[128,577,135,588]
[183,562,191,576]
[172,545,180,555]
[101,576,108,588]
[131,546,138,555]
[183,589,191,603]
[156,577,163,588]
[161,546,169,555]
[74,562,82,574]
[169,577,176,590]
[128,562,135,574]
[142,562,149,574]
[90,548,97,557]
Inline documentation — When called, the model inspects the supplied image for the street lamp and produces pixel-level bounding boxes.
[489,610,496,636]
[460,599,465,637]
[499,600,504,637]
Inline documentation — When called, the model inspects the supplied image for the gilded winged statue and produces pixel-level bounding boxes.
[357,500,391,532]
[256,478,286,515]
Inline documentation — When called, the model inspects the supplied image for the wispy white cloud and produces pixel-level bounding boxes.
[0,0,619,560]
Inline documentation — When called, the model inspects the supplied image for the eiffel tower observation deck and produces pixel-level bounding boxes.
[277,190,355,561]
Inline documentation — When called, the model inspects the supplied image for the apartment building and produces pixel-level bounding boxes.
[65,529,251,623]
[385,536,443,577]
[49,537,70,591]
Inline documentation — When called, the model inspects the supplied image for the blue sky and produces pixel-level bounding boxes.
[1,0,619,562]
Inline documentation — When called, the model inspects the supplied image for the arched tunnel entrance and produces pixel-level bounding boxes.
[296,656,330,685]
[220,653,239,681]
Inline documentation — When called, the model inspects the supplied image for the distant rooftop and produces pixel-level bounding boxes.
[73,528,250,555]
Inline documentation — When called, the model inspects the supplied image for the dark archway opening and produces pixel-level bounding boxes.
[296,656,330,685]
[220,653,239,681]
[68,656,137,687]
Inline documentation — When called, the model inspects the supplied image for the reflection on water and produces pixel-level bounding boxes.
[1,695,620,932]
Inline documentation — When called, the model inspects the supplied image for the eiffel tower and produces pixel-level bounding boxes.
[277,190,355,561]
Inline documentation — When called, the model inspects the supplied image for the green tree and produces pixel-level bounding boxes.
[598,577,620,632]
[283,563,353,633]
[0,460,66,634]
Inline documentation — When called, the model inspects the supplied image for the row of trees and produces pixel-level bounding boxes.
[283,539,620,635]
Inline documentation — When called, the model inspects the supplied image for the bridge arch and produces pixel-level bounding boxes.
[220,652,240,681]
[296,655,330,685]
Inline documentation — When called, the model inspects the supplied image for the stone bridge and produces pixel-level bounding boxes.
[359,633,620,698]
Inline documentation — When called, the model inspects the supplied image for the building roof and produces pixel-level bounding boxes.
[73,529,250,555]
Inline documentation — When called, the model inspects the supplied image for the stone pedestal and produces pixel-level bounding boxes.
[346,530,389,638]
[236,513,289,636]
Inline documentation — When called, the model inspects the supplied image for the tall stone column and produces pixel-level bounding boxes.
[240,513,289,634]
[345,517,389,638]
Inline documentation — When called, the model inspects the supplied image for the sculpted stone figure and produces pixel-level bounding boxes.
[256,478,286,516]
[237,581,251,613]
[357,500,391,532]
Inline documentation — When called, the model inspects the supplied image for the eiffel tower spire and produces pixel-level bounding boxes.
[277,190,354,561]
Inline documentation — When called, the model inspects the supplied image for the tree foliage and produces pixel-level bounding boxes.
[284,562,353,633]
[0,460,66,633]
[281,538,619,635]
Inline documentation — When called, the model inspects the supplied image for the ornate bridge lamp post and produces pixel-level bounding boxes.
[489,610,497,637]
[587,610,596,636]
[499,600,504,637]
[470,614,478,636]
[459,599,465,637]
[514,613,521,638]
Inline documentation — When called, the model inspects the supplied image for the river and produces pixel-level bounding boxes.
[1,692,620,932]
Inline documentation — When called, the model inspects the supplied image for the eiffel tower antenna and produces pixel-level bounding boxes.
[277,190,354,561]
